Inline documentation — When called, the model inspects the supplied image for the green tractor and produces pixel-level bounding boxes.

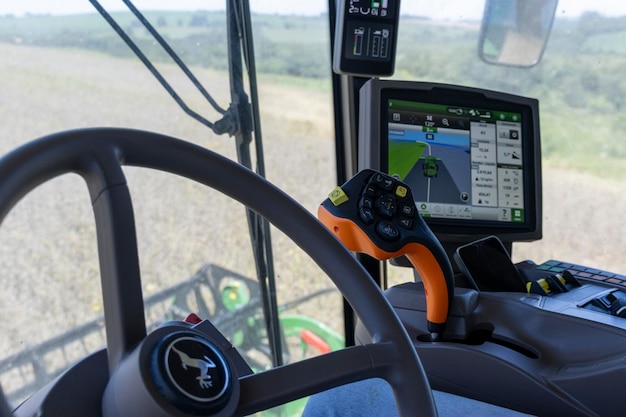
[422,155,441,178]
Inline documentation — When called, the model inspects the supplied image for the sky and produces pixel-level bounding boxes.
[1,0,626,20]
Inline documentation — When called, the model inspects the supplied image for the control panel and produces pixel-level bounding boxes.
[333,0,401,76]
[453,235,626,325]
[518,260,626,323]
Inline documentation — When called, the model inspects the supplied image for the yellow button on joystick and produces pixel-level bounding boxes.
[328,186,349,206]
[396,185,408,198]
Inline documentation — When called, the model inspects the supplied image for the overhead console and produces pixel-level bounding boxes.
[358,79,542,246]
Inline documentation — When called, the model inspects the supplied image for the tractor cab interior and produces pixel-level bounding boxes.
[1,0,626,416]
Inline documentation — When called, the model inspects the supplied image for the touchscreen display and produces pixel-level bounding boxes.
[358,79,542,242]
[388,99,525,224]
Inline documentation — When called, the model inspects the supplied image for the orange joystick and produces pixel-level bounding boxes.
[318,169,454,335]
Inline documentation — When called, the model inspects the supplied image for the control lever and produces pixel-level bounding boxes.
[591,292,626,318]
[318,169,454,336]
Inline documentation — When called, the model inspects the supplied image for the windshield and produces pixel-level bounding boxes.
[1,0,625,414]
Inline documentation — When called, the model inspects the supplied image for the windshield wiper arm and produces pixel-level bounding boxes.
[88,0,238,135]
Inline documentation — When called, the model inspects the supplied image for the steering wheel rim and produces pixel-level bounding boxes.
[0,128,437,417]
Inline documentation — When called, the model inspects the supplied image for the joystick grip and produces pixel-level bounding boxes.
[318,170,454,334]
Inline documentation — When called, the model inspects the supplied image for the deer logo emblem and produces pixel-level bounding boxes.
[171,346,217,389]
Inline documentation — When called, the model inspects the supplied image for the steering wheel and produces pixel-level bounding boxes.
[0,128,437,417]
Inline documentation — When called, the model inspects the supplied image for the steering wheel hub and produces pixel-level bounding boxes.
[152,332,233,411]
[103,325,241,417]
